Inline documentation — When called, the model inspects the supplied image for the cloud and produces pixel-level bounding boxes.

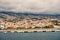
[0,0,60,13]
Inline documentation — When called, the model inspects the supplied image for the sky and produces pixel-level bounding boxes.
[0,0,60,14]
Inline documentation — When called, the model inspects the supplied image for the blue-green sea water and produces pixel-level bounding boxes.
[0,32,60,40]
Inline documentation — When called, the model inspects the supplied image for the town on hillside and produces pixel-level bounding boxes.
[0,14,60,30]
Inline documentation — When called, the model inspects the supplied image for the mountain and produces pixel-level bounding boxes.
[0,11,60,18]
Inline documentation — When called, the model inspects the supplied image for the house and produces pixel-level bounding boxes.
[54,25,60,28]
[0,24,5,29]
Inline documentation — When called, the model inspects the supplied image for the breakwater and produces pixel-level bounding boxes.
[0,29,60,33]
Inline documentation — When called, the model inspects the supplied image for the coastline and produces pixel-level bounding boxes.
[0,28,60,33]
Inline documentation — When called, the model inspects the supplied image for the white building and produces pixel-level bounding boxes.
[0,24,5,29]
[54,25,60,28]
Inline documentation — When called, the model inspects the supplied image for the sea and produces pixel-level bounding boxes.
[0,32,60,40]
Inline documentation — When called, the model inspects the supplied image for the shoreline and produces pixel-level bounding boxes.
[0,28,60,33]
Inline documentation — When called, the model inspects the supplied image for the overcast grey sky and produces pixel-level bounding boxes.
[0,0,60,14]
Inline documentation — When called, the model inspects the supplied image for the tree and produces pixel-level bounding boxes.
[16,27,21,29]
[7,27,14,29]
[44,25,54,28]
[34,26,41,29]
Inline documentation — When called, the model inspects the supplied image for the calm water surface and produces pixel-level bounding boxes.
[0,32,60,40]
